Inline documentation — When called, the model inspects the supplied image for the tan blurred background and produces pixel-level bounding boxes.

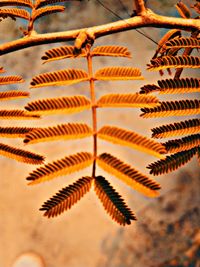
[0,1,199,267]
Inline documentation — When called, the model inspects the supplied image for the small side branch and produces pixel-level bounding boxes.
[134,0,146,15]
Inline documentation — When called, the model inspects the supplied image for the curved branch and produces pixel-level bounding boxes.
[0,9,199,56]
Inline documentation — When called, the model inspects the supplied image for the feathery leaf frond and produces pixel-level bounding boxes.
[35,0,76,9]
[97,153,160,197]
[26,152,93,185]
[164,37,200,51]
[0,127,34,138]
[163,134,200,153]
[147,56,200,71]
[0,142,44,164]
[98,126,166,158]
[30,69,88,88]
[24,123,92,144]
[147,147,198,175]
[40,176,93,218]
[24,95,91,115]
[0,91,29,101]
[151,119,200,139]
[0,8,30,20]
[94,175,136,225]
[0,109,40,119]
[141,99,200,118]
[158,78,200,94]
[97,93,159,108]
[95,67,143,81]
[33,6,65,21]
[41,45,85,63]
[0,75,24,85]
[92,46,131,58]
[0,0,33,8]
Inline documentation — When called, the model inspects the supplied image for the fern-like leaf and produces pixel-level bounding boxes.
[98,126,166,158]
[0,75,24,85]
[94,175,136,225]
[0,127,33,138]
[165,37,200,52]
[147,56,200,71]
[91,46,131,58]
[41,45,85,63]
[175,1,191,18]
[97,93,159,108]
[0,110,40,119]
[139,84,160,94]
[0,91,29,100]
[24,95,91,115]
[35,0,77,9]
[33,6,65,21]
[24,123,92,144]
[158,78,200,94]
[0,143,44,164]
[151,119,200,139]
[0,8,30,20]
[26,152,93,185]
[141,99,200,118]
[95,67,143,81]
[0,0,33,8]
[40,176,93,218]
[163,134,200,153]
[97,153,160,197]
[30,69,88,88]
[147,147,198,175]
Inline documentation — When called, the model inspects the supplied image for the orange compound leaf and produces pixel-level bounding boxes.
[0,75,24,85]
[0,91,29,101]
[97,93,159,108]
[0,8,30,20]
[151,119,200,139]
[32,5,65,22]
[98,125,166,158]
[30,69,88,88]
[0,142,44,164]
[95,67,144,81]
[24,123,92,144]
[97,153,160,198]
[164,37,200,51]
[26,152,93,185]
[94,176,136,226]
[0,110,40,119]
[35,0,80,9]
[141,99,200,118]
[0,0,33,8]
[40,176,93,218]
[0,127,34,138]
[24,95,91,116]
[147,147,198,175]
[91,46,131,58]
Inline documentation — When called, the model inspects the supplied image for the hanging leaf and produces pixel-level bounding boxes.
[0,110,40,119]
[33,6,65,22]
[26,152,93,185]
[0,0,33,8]
[97,93,159,108]
[95,67,143,81]
[91,46,131,58]
[0,75,24,85]
[175,1,191,18]
[147,147,198,175]
[151,119,200,139]
[97,153,160,197]
[147,56,200,71]
[0,8,30,20]
[141,99,200,118]
[30,69,88,88]
[158,78,200,94]
[40,176,93,218]
[98,126,166,158]
[0,142,44,164]
[24,123,92,144]
[41,45,85,64]
[163,134,200,153]
[94,176,136,225]
[0,127,34,138]
[25,95,91,115]
[0,91,29,101]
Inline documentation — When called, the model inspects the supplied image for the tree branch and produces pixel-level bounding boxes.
[0,9,199,56]
[134,0,146,15]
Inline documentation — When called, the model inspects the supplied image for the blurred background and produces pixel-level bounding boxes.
[0,1,199,267]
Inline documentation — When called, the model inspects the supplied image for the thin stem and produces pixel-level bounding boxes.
[134,0,146,15]
[86,46,97,178]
